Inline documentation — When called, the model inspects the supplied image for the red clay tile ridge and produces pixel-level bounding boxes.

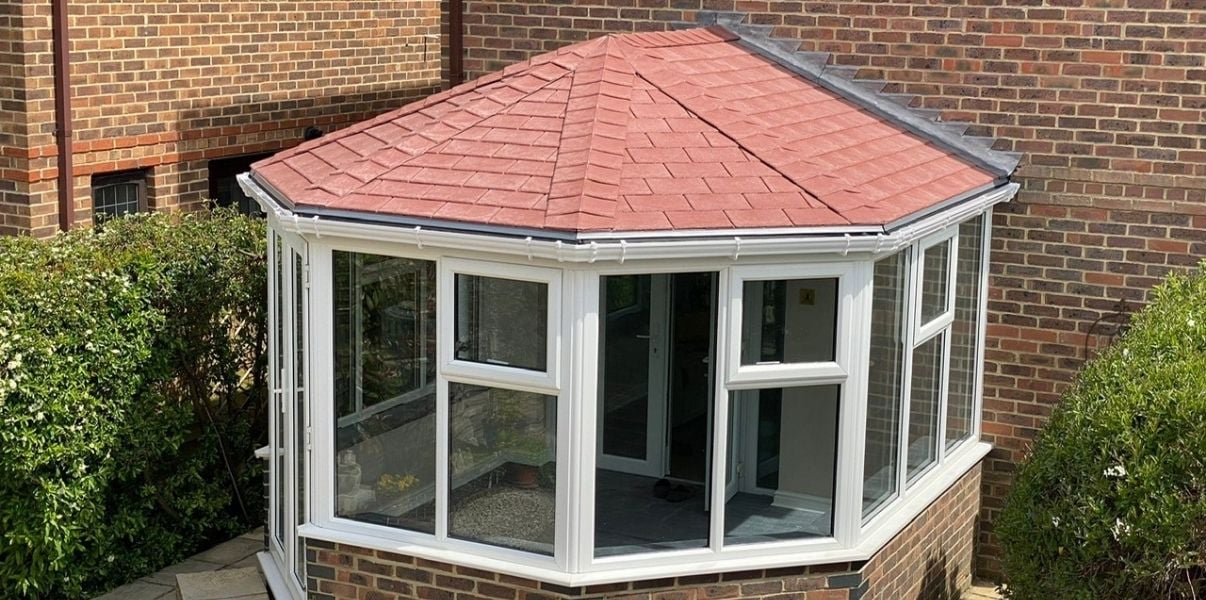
[251,25,1008,235]
[698,11,1022,178]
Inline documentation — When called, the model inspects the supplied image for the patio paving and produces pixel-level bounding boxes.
[92,528,265,600]
[966,582,1004,599]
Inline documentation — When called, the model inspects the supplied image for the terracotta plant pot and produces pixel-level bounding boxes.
[505,462,540,489]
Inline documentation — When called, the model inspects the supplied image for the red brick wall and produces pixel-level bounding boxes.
[2,0,442,237]
[449,0,1206,579]
[861,464,981,600]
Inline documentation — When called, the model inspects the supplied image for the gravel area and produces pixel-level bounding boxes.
[451,486,556,554]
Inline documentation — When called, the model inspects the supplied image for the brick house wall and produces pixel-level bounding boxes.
[0,0,442,237]
[304,465,981,600]
[448,0,1205,579]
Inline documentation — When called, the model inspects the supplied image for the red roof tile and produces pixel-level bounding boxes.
[253,27,997,233]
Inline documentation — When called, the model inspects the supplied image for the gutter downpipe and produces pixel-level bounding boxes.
[52,0,74,231]
[449,0,464,86]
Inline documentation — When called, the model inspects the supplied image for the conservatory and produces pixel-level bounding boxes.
[242,23,1019,600]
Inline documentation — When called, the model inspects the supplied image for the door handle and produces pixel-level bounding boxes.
[635,334,651,339]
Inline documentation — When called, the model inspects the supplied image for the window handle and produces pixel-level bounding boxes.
[635,334,651,339]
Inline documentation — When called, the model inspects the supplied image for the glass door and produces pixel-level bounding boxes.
[597,275,668,478]
[268,228,308,596]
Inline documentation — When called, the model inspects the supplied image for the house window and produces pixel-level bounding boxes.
[946,215,986,450]
[448,383,556,554]
[293,211,992,578]
[725,384,839,545]
[455,274,548,372]
[594,272,717,557]
[332,251,437,534]
[209,154,272,215]
[91,170,146,221]
[863,251,907,518]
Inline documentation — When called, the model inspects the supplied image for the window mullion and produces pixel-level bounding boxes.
[899,246,919,495]
[708,268,732,553]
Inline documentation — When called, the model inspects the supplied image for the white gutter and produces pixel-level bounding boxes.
[239,173,1017,263]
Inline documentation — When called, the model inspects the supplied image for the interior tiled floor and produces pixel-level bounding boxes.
[594,469,831,557]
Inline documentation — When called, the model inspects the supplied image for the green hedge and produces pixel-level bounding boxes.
[0,210,268,598]
[997,263,1206,599]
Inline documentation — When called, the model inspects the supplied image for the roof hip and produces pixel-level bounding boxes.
[695,11,1021,178]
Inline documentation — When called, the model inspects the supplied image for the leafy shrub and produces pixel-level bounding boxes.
[997,263,1206,599]
[0,210,267,598]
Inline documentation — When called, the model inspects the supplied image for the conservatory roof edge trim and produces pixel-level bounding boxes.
[240,173,1015,261]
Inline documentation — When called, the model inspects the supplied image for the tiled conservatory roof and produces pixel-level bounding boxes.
[252,25,1015,234]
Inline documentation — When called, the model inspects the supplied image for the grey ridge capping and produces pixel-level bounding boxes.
[696,11,1023,179]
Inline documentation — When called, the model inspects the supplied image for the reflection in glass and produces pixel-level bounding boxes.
[333,251,437,534]
[455,275,547,371]
[863,252,906,517]
[908,334,944,483]
[599,275,650,460]
[273,235,285,547]
[725,385,839,545]
[920,242,950,325]
[741,278,837,365]
[947,217,984,450]
[449,384,556,555]
[594,272,716,557]
[293,251,306,580]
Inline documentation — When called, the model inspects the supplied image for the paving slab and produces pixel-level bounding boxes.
[140,558,226,587]
[966,583,1003,599]
[93,579,175,600]
[189,536,264,567]
[176,567,267,600]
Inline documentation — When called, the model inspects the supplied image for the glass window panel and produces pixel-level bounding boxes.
[741,278,837,365]
[455,275,548,371]
[863,252,906,518]
[293,252,305,581]
[919,242,951,325]
[947,217,985,450]
[725,385,839,545]
[594,272,716,558]
[273,235,285,546]
[599,275,651,460]
[449,384,556,555]
[907,334,944,483]
[332,252,437,534]
[92,174,143,221]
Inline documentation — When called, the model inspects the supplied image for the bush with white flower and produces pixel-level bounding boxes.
[0,210,267,598]
[997,262,1206,599]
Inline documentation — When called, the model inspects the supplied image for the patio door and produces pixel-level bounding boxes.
[597,273,717,483]
[268,229,308,596]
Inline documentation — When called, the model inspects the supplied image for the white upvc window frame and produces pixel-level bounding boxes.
[944,212,993,456]
[902,226,959,489]
[726,263,854,388]
[288,212,992,588]
[441,257,562,394]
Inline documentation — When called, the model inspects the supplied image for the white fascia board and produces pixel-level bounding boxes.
[239,173,1018,264]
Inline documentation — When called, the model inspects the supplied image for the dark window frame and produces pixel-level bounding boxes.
[91,169,148,222]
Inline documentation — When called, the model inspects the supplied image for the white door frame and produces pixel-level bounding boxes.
[268,226,308,598]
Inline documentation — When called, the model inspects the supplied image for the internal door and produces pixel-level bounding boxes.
[597,275,668,478]
[268,229,308,595]
[597,273,716,482]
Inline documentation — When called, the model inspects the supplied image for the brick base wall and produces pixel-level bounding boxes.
[303,464,981,600]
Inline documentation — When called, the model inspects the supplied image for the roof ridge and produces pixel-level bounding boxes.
[696,11,1022,178]
[544,36,635,231]
[620,39,852,222]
